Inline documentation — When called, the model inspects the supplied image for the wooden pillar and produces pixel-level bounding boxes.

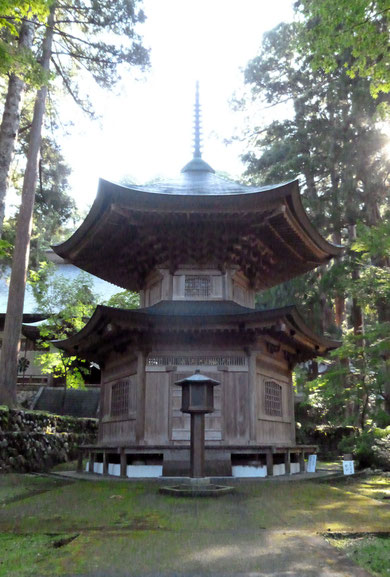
[266,450,273,477]
[284,450,291,475]
[223,269,233,300]
[289,374,297,443]
[120,449,127,478]
[136,349,147,443]
[299,450,305,473]
[190,413,205,478]
[90,451,95,474]
[103,452,109,476]
[246,348,257,442]
[77,449,83,473]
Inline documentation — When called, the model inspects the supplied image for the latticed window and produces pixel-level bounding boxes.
[184,275,211,297]
[111,380,129,417]
[264,380,282,417]
[147,355,246,367]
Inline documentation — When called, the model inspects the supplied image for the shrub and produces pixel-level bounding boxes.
[338,427,390,469]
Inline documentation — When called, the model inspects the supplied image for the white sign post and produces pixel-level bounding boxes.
[343,460,355,475]
[307,454,317,473]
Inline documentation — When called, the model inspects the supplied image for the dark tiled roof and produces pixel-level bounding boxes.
[54,301,340,364]
[33,387,100,418]
[132,300,257,316]
[126,170,289,196]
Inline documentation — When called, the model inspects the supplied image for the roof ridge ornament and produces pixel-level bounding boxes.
[181,82,215,174]
[193,80,202,159]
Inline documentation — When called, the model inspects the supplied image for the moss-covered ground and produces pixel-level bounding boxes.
[328,534,390,577]
[0,473,66,504]
[0,472,388,576]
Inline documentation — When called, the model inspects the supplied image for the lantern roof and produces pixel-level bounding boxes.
[175,370,221,386]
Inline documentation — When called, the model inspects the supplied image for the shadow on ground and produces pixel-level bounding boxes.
[0,474,387,577]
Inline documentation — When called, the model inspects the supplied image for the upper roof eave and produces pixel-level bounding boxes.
[53,177,342,261]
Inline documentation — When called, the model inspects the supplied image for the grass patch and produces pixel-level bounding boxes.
[0,474,64,504]
[317,459,343,471]
[329,534,390,577]
[341,475,390,502]
[0,533,78,577]
[0,473,388,576]
[52,459,81,472]
[0,475,388,534]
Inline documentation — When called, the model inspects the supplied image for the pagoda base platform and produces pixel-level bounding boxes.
[77,444,317,478]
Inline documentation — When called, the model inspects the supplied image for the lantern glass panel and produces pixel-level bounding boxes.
[190,385,205,407]
[182,385,190,411]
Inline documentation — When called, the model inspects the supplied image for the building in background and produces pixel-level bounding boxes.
[0,250,119,407]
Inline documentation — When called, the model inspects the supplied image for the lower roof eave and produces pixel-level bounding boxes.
[54,302,340,363]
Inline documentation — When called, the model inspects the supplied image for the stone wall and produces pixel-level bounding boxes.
[0,406,97,473]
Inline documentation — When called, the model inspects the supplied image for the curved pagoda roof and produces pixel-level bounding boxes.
[54,301,340,365]
[53,163,341,291]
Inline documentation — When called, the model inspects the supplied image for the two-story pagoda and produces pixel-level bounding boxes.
[54,93,341,477]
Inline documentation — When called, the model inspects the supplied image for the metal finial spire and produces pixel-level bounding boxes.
[181,82,215,173]
[193,81,202,159]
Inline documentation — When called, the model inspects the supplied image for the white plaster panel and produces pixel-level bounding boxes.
[213,275,223,297]
[272,464,285,476]
[126,465,163,478]
[232,465,267,478]
[173,275,183,298]
[93,462,103,475]
[290,462,300,474]
[108,464,121,476]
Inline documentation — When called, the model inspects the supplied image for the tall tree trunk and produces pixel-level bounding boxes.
[0,5,56,407]
[376,279,390,416]
[362,191,390,415]
[332,229,345,328]
[348,224,365,426]
[348,225,364,336]
[0,20,35,236]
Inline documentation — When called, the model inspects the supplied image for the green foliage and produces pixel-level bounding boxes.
[29,261,98,388]
[0,1,50,79]
[338,426,390,468]
[3,133,77,268]
[0,1,49,34]
[0,237,11,260]
[373,409,390,428]
[242,19,390,431]
[242,22,390,237]
[297,0,390,98]
[330,534,390,577]
[303,233,390,429]
[47,0,150,114]
[104,290,139,309]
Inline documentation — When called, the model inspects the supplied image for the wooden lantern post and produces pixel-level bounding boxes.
[175,370,220,478]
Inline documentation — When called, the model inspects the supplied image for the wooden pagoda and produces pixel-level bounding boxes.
[54,92,341,477]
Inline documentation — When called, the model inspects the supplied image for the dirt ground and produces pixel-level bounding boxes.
[0,472,388,577]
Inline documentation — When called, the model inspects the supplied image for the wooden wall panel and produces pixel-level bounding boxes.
[100,354,137,444]
[103,355,137,382]
[256,370,295,444]
[223,371,249,443]
[144,372,169,444]
[256,419,292,444]
[100,420,136,444]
